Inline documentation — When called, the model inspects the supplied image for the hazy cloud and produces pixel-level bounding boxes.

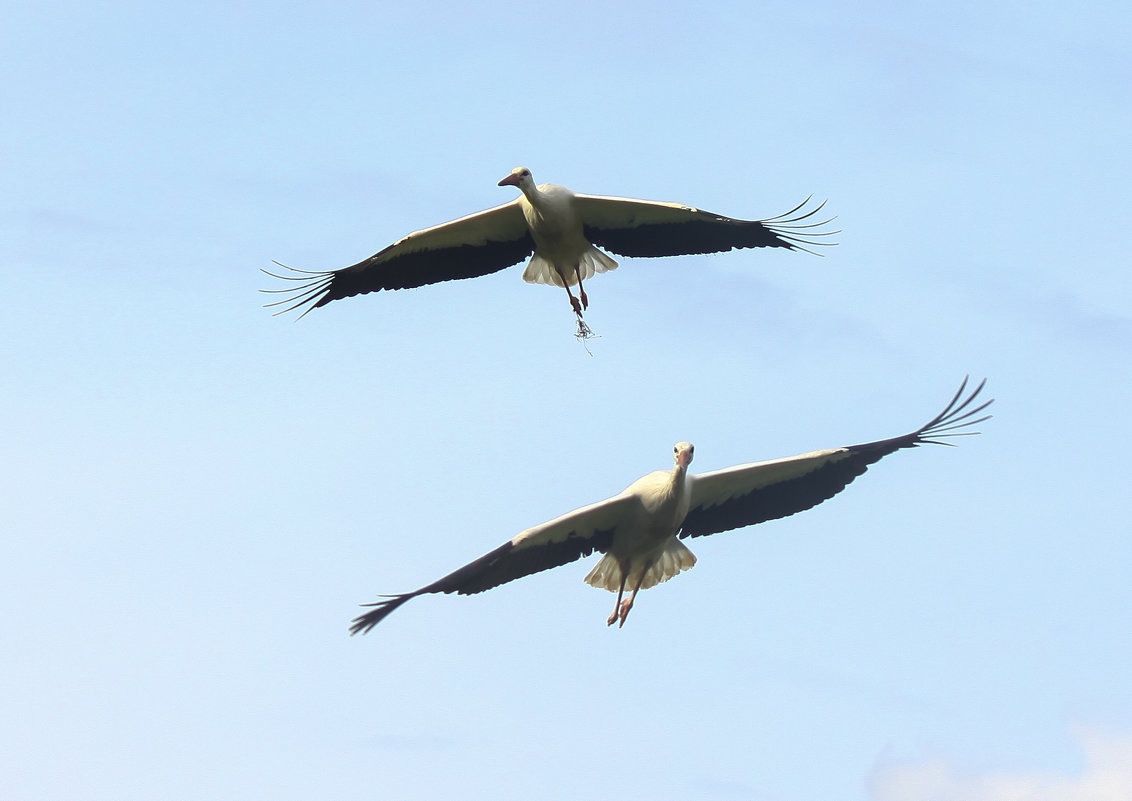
[869,727,1132,801]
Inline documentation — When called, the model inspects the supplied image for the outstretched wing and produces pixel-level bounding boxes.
[349,493,641,634]
[679,377,992,539]
[577,194,837,258]
[264,201,533,317]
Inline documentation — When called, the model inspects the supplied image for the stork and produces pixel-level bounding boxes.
[350,378,991,634]
[264,167,836,324]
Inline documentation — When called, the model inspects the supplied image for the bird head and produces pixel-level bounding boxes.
[498,166,533,189]
[674,441,695,469]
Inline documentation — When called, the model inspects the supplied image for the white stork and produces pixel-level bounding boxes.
[264,167,836,321]
[350,378,992,634]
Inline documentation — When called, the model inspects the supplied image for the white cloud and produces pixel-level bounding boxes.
[869,727,1132,801]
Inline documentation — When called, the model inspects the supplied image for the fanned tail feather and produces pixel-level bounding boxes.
[584,540,697,592]
[522,246,618,287]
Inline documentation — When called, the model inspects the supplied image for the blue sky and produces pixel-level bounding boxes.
[3,2,1130,799]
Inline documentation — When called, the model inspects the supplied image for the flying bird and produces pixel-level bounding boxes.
[264,167,836,323]
[349,377,992,634]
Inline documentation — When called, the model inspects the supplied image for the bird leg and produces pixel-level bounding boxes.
[616,596,634,627]
[565,286,583,316]
[614,568,650,628]
[607,576,627,627]
[617,583,642,628]
[553,266,585,317]
[576,273,589,311]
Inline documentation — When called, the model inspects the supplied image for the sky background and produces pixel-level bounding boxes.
[3,2,1131,799]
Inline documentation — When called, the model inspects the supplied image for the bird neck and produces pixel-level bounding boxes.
[655,462,691,518]
[519,181,544,208]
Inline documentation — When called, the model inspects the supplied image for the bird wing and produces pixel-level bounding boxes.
[264,200,533,316]
[574,194,837,258]
[679,377,993,540]
[349,493,641,634]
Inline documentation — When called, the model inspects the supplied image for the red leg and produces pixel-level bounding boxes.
[618,568,650,628]
[607,575,627,627]
[554,266,584,317]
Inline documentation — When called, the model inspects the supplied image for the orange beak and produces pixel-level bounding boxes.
[498,173,521,187]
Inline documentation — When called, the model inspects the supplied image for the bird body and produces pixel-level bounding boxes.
[582,443,695,623]
[264,167,835,320]
[349,378,992,634]
[504,173,618,310]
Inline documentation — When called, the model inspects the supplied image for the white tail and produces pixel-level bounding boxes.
[522,246,618,287]
[584,539,697,592]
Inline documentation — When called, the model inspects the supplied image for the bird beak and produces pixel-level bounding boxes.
[498,173,521,187]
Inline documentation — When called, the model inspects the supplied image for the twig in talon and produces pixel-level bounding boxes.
[574,317,598,339]
[574,317,600,354]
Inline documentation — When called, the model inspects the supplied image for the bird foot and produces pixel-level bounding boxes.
[579,288,589,310]
[606,593,632,627]
[617,598,633,628]
[569,296,583,315]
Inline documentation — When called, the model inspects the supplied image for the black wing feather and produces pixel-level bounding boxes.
[679,377,993,539]
[264,234,536,318]
[583,197,837,258]
[679,457,878,539]
[349,525,616,635]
